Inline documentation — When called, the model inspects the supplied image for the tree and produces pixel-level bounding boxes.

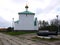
[38,20,49,30]
[50,19,58,26]
[50,19,60,32]
[39,20,49,27]
[42,20,49,27]
[7,27,14,32]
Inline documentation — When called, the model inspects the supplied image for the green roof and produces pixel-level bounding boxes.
[18,11,35,15]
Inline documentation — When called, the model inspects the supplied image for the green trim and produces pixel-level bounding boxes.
[34,18,37,26]
[15,20,19,23]
[18,11,35,15]
[34,20,36,26]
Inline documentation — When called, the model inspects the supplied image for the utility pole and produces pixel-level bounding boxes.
[56,15,59,34]
[12,18,14,29]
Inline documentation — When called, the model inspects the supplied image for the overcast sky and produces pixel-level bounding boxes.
[0,0,60,27]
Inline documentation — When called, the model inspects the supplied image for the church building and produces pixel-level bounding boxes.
[14,5,38,30]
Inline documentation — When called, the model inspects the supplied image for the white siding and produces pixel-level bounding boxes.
[14,14,36,30]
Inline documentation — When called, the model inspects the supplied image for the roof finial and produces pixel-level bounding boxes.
[25,1,29,11]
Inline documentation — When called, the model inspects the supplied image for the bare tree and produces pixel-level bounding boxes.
[50,19,60,26]
[38,20,49,28]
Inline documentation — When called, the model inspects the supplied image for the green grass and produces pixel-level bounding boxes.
[31,36,60,42]
[3,31,36,35]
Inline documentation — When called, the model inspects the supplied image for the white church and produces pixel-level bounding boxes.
[14,5,38,30]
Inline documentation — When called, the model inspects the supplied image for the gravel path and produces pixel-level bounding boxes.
[17,33,60,45]
[0,33,60,45]
[0,33,43,45]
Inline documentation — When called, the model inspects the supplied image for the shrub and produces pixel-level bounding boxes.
[7,27,14,32]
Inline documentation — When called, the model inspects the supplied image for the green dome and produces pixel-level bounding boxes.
[18,11,35,15]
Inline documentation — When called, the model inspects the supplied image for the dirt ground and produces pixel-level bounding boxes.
[0,33,60,45]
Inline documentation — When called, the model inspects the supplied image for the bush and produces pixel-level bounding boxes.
[7,27,14,32]
[39,25,58,32]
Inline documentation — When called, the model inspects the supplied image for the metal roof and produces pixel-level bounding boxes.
[18,11,35,15]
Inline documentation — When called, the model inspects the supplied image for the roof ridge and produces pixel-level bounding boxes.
[18,10,35,15]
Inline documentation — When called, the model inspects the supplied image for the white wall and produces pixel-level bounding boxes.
[14,14,36,30]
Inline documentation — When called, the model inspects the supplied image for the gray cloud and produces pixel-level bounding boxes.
[11,0,26,4]
[0,17,11,28]
[57,7,60,11]
[35,0,60,15]
[35,8,43,14]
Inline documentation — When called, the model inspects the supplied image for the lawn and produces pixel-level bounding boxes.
[3,31,36,35]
